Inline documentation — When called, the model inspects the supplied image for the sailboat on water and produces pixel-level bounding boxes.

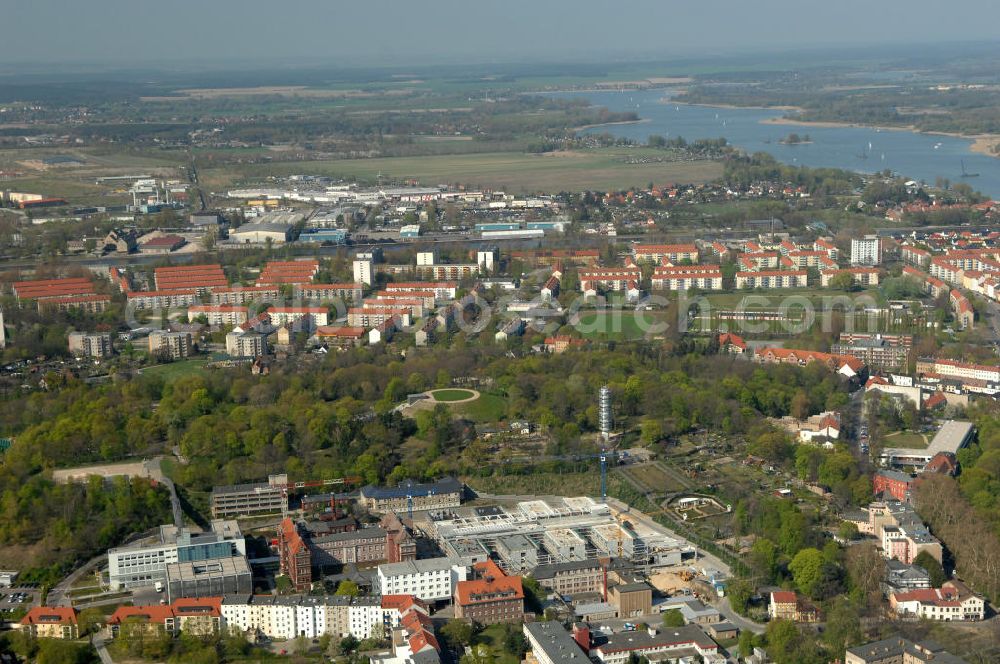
[961,159,980,178]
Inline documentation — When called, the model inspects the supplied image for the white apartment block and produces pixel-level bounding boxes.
[735,270,807,289]
[187,305,249,327]
[385,282,458,300]
[266,307,329,330]
[651,266,723,291]
[477,249,499,271]
[851,235,882,266]
[148,331,194,359]
[377,559,468,602]
[579,269,642,293]
[68,331,113,358]
[416,251,437,266]
[127,290,199,310]
[633,244,699,264]
[820,268,881,287]
[347,308,412,328]
[353,260,373,286]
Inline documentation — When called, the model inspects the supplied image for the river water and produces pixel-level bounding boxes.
[557,88,1000,198]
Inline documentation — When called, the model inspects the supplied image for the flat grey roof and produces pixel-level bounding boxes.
[523,622,591,664]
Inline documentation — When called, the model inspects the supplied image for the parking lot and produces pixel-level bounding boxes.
[0,588,40,610]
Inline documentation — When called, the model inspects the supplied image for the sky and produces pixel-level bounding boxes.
[4,0,999,67]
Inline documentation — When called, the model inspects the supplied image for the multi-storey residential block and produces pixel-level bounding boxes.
[68,331,113,358]
[187,304,249,326]
[210,286,281,305]
[225,331,267,358]
[632,244,699,264]
[578,269,642,294]
[851,235,882,265]
[127,289,199,310]
[377,558,469,603]
[297,283,364,303]
[651,265,723,291]
[821,267,880,287]
[735,270,807,289]
[148,330,194,359]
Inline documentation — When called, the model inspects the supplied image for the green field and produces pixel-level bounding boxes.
[429,388,477,402]
[573,310,669,340]
[200,149,722,193]
[456,393,508,422]
[141,358,209,380]
[882,430,930,449]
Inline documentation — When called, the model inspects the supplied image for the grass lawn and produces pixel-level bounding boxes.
[464,471,630,499]
[141,357,209,380]
[573,310,668,340]
[456,393,508,422]
[882,430,930,449]
[199,149,722,193]
[700,288,882,311]
[473,624,522,664]
[429,388,477,402]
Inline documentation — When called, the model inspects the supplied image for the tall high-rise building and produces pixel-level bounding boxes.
[599,385,613,440]
[851,235,882,266]
[352,259,373,286]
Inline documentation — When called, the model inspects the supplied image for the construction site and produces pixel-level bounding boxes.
[419,496,696,574]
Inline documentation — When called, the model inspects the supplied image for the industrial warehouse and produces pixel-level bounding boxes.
[422,496,694,573]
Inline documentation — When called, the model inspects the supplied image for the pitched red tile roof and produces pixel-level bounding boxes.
[21,606,77,626]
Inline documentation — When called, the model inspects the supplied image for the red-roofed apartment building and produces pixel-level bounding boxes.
[454,559,524,625]
[278,517,312,591]
[108,598,223,638]
[890,581,984,621]
[18,607,79,639]
[718,333,747,354]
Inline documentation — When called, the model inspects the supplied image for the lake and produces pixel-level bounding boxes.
[556,88,1000,198]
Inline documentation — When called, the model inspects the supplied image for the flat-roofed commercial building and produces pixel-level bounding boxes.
[880,420,975,471]
[524,622,590,664]
[108,520,246,590]
[165,555,252,602]
[211,476,288,518]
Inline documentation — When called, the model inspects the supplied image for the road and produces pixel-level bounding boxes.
[708,596,766,635]
[47,554,104,607]
[146,457,184,529]
[93,634,115,664]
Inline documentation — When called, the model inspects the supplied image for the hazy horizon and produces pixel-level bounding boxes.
[5,0,1000,68]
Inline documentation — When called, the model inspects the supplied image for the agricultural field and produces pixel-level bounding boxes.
[198,149,722,194]
[621,462,691,494]
[0,147,182,206]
